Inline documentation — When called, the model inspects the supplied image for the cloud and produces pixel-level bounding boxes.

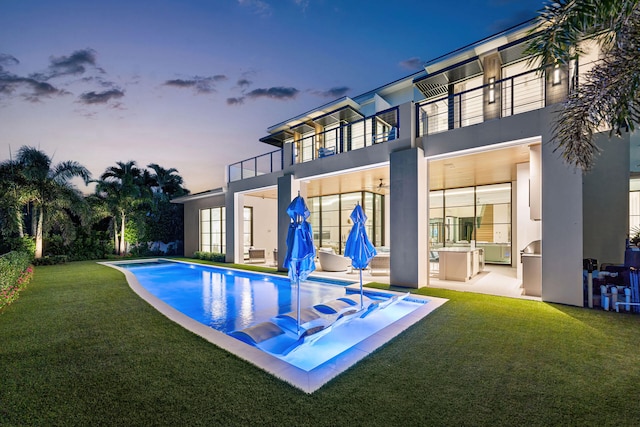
[237,78,252,88]
[246,86,299,100]
[0,73,64,102]
[294,0,310,11]
[312,86,350,98]
[399,57,424,71]
[34,48,99,80]
[237,0,271,16]
[0,53,19,71]
[163,75,227,94]
[227,97,244,106]
[79,88,124,104]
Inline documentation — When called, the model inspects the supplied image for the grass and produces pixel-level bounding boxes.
[1,260,639,426]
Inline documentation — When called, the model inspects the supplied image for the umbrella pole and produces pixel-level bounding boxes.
[297,277,301,336]
[359,268,363,310]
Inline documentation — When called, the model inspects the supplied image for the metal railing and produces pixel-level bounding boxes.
[293,107,399,164]
[416,65,555,137]
[228,149,283,182]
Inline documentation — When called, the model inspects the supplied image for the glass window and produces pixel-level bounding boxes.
[630,178,640,235]
[309,191,384,254]
[430,183,512,263]
[200,207,225,254]
[373,193,383,246]
[444,188,475,245]
[243,207,253,251]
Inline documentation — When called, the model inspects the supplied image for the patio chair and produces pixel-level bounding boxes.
[248,248,266,263]
[369,254,390,275]
[318,249,351,272]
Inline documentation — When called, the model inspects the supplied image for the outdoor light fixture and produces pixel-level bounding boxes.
[488,77,495,104]
[553,63,561,85]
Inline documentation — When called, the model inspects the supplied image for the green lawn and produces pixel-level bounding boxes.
[1,260,639,426]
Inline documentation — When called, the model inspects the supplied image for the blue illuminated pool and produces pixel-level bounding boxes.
[108,259,440,378]
[117,260,355,333]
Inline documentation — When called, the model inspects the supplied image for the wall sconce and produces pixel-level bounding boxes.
[553,63,561,85]
[488,77,495,104]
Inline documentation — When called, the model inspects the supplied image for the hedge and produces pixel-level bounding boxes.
[192,251,226,262]
[0,251,34,309]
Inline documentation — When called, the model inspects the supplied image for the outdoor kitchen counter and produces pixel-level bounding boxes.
[436,247,484,282]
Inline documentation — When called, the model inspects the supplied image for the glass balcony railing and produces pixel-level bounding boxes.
[228,149,283,182]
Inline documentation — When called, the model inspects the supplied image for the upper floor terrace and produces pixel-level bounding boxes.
[228,23,602,183]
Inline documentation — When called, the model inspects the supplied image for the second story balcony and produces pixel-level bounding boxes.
[228,106,400,183]
[415,62,579,137]
[228,57,598,184]
[293,106,399,164]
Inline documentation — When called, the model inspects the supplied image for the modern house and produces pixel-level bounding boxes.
[174,20,633,307]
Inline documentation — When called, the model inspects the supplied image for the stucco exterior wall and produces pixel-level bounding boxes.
[180,192,226,257]
[582,132,630,266]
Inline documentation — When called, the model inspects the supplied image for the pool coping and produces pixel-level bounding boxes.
[101,259,448,393]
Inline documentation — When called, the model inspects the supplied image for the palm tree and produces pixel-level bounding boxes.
[526,0,640,170]
[146,163,189,199]
[0,159,30,241]
[13,146,91,258]
[95,161,145,255]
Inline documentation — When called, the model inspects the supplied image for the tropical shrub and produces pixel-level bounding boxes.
[193,251,225,262]
[0,251,34,309]
[45,230,113,261]
[32,255,69,266]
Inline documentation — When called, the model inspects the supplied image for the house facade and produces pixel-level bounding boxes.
[175,21,631,307]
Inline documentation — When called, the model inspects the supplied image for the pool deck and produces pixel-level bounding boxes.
[103,259,448,393]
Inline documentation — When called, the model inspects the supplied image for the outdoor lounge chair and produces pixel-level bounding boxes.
[318,249,351,272]
[369,254,390,275]
[359,292,409,318]
[248,248,266,263]
[229,321,285,346]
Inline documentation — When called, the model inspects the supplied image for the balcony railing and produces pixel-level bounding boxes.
[416,65,557,137]
[293,106,399,164]
[228,149,283,182]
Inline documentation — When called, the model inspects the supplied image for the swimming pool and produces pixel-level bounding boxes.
[106,259,447,392]
[117,260,356,333]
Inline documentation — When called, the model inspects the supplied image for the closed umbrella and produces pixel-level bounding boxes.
[283,193,316,335]
[344,203,377,309]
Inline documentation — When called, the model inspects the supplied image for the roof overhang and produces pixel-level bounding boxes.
[260,97,364,147]
[170,187,226,204]
[266,97,360,134]
[259,129,294,148]
[414,56,483,99]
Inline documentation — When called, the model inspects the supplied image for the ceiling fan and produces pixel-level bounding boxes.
[366,178,389,192]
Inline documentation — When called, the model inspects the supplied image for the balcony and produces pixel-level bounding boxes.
[416,64,567,137]
[227,107,399,183]
[293,106,399,164]
[228,149,283,183]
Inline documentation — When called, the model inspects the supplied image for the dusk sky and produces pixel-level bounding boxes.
[1,0,545,194]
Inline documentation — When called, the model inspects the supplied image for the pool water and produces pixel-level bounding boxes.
[115,260,428,372]
[119,261,354,333]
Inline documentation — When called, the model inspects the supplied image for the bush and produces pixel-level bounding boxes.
[0,251,34,309]
[193,251,225,262]
[33,255,69,266]
[44,230,113,261]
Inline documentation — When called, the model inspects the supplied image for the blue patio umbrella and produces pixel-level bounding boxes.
[283,193,316,335]
[344,203,377,309]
